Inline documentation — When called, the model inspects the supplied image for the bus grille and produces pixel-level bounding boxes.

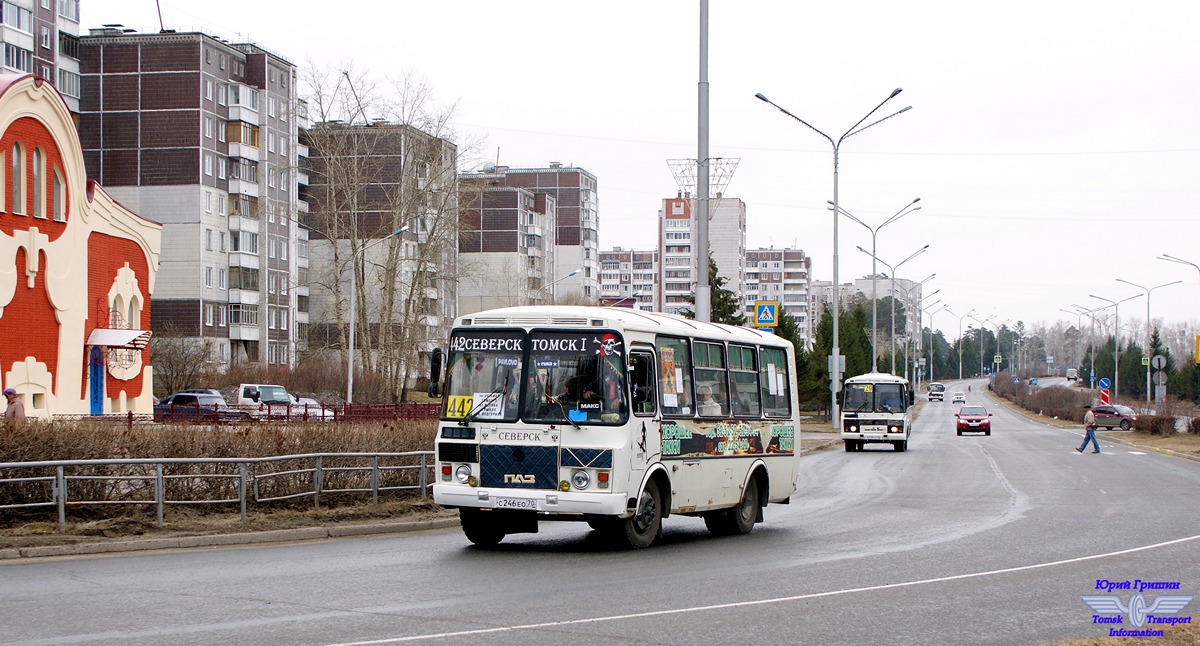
[438,442,479,463]
[480,445,558,489]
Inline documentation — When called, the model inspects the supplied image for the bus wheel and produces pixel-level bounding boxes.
[705,478,760,536]
[460,508,505,548]
[895,440,908,452]
[619,480,663,549]
[844,441,854,452]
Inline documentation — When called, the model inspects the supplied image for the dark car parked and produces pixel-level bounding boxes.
[154,392,250,422]
[1092,404,1137,430]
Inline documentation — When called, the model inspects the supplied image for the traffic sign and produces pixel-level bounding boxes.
[994,354,1002,364]
[1098,377,1111,389]
[1151,354,1167,370]
[1030,378,1039,385]
[754,301,779,328]
[1100,388,1110,404]
[1153,372,1168,386]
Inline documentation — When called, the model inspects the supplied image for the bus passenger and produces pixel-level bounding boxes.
[697,385,722,416]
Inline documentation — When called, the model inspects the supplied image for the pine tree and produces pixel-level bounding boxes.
[680,256,748,326]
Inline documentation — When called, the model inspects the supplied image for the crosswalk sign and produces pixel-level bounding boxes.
[754,301,779,328]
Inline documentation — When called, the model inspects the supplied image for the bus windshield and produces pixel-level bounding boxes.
[441,329,628,425]
[443,330,524,423]
[523,330,627,425]
[844,382,907,413]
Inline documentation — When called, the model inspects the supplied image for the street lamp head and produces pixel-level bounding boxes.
[912,197,921,204]
[754,92,769,103]
[890,88,903,98]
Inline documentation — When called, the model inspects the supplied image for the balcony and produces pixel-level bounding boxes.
[228,143,260,162]
[228,324,261,341]
[228,251,260,271]
[227,178,260,198]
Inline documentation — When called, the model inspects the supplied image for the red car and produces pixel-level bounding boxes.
[956,405,992,436]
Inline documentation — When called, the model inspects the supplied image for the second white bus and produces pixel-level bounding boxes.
[839,372,914,452]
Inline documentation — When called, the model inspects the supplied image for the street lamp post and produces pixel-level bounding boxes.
[1090,292,1144,400]
[927,304,950,384]
[346,226,408,404]
[857,245,930,375]
[755,89,912,429]
[1115,278,1181,403]
[828,198,921,371]
[1059,307,1086,373]
[535,267,583,304]
[945,308,976,380]
[1072,304,1105,388]
[1159,254,1200,324]
[968,314,995,377]
[910,293,940,386]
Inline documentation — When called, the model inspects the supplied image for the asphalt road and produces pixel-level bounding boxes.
[3,382,1198,646]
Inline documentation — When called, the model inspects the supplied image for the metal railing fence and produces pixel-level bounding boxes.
[0,452,434,533]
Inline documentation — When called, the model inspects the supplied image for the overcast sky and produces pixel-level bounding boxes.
[86,1,1200,338]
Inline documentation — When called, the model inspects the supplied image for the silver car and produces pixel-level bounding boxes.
[950,391,967,404]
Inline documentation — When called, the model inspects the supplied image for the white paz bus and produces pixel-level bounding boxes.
[839,372,914,452]
[433,306,801,549]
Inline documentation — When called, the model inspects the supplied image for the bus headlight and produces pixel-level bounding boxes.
[847,425,858,432]
[455,464,472,484]
[571,470,591,490]
[890,426,900,433]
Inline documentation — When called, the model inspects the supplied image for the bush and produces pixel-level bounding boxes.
[1190,417,1200,435]
[1020,385,1092,422]
[1133,415,1176,436]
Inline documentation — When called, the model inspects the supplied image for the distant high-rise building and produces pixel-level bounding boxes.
[463,163,599,302]
[455,181,554,315]
[79,29,303,368]
[599,247,657,310]
[0,0,82,112]
[657,192,745,316]
[745,248,812,348]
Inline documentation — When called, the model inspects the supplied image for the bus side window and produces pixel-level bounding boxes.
[629,351,656,416]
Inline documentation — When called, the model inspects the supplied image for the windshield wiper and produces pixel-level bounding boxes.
[543,392,582,430]
[459,374,510,426]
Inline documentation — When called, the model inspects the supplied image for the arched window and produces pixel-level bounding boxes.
[110,295,124,327]
[11,143,23,215]
[32,148,44,218]
[52,168,64,221]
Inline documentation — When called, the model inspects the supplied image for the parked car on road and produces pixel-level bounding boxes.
[1092,404,1137,430]
[956,405,992,436]
[155,392,250,422]
[951,391,967,404]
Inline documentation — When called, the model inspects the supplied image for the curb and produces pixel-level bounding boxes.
[3,517,462,561]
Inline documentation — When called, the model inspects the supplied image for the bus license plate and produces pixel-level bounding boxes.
[861,425,885,433]
[494,497,538,510]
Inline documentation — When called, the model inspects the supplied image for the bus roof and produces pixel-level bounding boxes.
[843,372,910,385]
[456,305,792,348]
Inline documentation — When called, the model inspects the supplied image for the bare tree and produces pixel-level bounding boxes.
[151,323,214,397]
[299,65,482,401]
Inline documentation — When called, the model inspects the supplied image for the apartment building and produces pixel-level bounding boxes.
[455,180,555,315]
[658,192,745,316]
[0,0,82,112]
[744,248,812,348]
[463,163,599,302]
[79,29,303,368]
[301,120,458,386]
[599,247,657,310]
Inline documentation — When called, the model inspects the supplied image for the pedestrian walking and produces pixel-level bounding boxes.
[1077,404,1099,454]
[4,387,25,422]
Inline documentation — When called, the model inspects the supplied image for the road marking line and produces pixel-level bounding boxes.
[325,534,1200,645]
[1129,451,1147,455]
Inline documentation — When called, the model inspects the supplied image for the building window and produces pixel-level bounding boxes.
[57,0,81,21]
[205,304,214,326]
[217,121,226,143]
[10,142,23,214]
[218,158,226,180]
[40,27,50,49]
[280,309,288,330]
[204,117,213,139]
[218,84,227,105]
[31,148,44,218]
[56,69,80,98]
[204,228,212,251]
[4,44,32,73]
[219,305,227,326]
[279,237,287,260]
[204,191,212,213]
[219,231,227,252]
[204,266,212,288]
[218,268,226,290]
[267,131,275,153]
[3,4,32,32]
[218,194,226,215]
[52,169,64,221]
[268,97,276,118]
[204,154,212,177]
[205,79,212,101]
